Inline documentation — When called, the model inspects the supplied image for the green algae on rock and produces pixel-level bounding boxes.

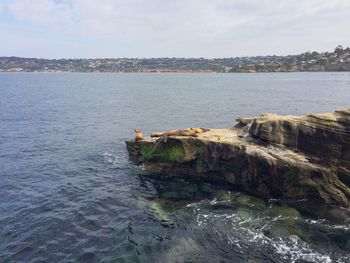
[126,109,350,207]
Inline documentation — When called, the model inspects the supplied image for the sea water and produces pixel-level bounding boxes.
[1,72,350,262]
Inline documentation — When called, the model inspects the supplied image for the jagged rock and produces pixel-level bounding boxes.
[126,109,350,207]
[239,109,350,166]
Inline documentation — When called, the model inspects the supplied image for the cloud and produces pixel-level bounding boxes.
[1,0,350,57]
[5,0,74,29]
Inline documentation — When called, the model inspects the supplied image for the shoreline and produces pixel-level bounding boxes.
[1,71,350,74]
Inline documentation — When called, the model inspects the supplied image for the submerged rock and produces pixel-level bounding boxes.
[126,109,350,207]
[136,197,173,224]
[161,237,202,262]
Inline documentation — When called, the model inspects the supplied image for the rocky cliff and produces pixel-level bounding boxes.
[126,109,350,207]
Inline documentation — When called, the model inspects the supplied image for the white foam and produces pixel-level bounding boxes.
[103,151,120,164]
[191,203,338,263]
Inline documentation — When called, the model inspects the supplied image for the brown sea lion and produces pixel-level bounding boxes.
[150,132,164,137]
[190,127,210,133]
[150,128,209,138]
[134,129,143,141]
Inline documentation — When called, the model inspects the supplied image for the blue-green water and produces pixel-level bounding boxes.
[0,72,350,262]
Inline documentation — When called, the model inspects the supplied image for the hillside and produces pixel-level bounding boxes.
[1,46,349,73]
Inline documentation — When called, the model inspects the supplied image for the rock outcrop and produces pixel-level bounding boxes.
[126,109,350,207]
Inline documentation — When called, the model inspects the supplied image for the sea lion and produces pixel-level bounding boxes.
[134,129,143,141]
[190,127,210,133]
[150,128,210,138]
[150,132,164,137]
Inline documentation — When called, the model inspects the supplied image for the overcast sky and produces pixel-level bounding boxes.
[0,0,349,58]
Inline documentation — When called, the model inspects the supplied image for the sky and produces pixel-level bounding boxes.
[0,0,350,58]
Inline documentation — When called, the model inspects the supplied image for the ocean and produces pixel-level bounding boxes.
[1,72,350,262]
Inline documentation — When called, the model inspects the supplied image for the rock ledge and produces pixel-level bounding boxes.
[126,109,350,207]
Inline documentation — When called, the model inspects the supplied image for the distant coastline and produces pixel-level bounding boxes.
[1,46,349,73]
